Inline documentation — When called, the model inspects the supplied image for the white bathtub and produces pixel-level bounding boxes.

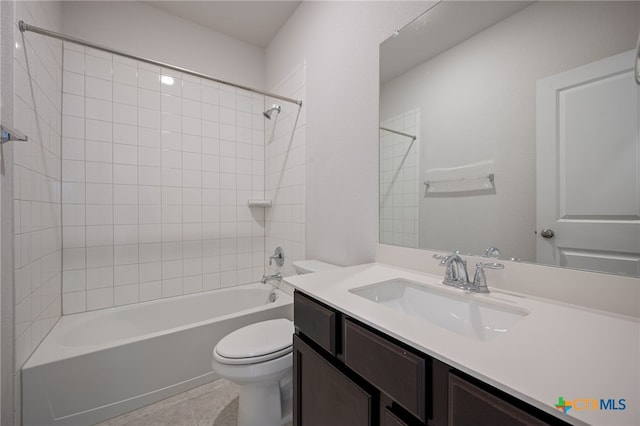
[22,283,293,426]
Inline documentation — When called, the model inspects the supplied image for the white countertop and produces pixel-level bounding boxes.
[284,263,640,426]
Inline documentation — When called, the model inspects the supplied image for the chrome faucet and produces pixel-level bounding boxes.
[482,246,502,258]
[439,254,470,287]
[433,253,503,293]
[261,272,282,285]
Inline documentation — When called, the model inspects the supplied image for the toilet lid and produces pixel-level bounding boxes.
[215,319,294,361]
[293,260,338,274]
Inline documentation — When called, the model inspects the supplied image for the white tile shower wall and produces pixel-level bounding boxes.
[13,0,63,370]
[379,110,420,248]
[61,46,266,314]
[13,1,63,423]
[265,63,306,278]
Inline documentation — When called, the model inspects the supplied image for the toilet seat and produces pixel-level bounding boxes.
[214,318,294,365]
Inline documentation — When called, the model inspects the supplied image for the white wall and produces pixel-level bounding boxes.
[12,2,64,424]
[61,1,265,90]
[266,1,434,267]
[381,1,639,261]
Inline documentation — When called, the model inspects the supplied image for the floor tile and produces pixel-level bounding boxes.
[97,379,235,426]
[96,378,295,426]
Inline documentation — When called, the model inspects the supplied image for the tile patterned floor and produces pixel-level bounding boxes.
[96,378,243,426]
[97,377,294,426]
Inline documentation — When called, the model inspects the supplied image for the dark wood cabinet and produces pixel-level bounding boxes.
[293,290,568,426]
[448,373,549,426]
[293,334,372,426]
[293,291,338,355]
[343,318,429,422]
[382,407,409,426]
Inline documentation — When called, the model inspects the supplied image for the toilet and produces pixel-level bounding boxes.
[291,259,339,275]
[211,260,338,426]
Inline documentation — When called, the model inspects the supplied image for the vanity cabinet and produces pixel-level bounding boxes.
[293,290,568,426]
[382,408,411,426]
[293,334,373,425]
[448,373,548,426]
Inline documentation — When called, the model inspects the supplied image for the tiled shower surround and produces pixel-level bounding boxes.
[61,44,276,313]
[13,0,63,378]
[379,109,420,248]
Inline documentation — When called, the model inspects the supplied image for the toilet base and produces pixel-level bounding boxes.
[237,378,292,426]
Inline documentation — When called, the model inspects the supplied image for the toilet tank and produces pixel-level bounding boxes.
[292,260,338,275]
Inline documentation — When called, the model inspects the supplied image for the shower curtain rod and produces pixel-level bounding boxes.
[379,127,416,141]
[18,20,303,107]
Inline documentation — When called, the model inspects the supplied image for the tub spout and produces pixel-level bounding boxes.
[261,272,282,284]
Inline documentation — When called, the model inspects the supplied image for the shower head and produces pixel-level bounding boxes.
[263,104,282,120]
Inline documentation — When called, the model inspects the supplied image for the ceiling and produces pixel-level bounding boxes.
[146,1,302,48]
[380,1,533,83]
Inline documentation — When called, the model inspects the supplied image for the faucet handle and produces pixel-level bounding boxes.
[433,252,462,259]
[477,262,504,270]
[472,262,504,293]
[433,253,453,268]
[269,247,285,267]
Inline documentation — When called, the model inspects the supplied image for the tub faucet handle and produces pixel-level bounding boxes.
[269,247,285,267]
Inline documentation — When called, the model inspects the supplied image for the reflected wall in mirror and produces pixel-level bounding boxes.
[379,1,640,276]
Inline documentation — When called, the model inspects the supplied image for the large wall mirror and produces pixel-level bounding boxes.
[379,1,640,277]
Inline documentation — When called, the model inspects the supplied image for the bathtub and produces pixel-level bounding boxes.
[22,283,293,426]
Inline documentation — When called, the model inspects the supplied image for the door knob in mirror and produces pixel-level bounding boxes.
[540,228,555,239]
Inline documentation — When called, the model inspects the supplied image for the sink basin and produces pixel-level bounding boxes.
[349,278,528,341]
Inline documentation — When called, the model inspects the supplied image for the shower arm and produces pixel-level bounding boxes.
[18,20,303,106]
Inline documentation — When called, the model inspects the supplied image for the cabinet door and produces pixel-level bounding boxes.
[293,335,372,426]
[448,374,548,426]
[382,407,409,426]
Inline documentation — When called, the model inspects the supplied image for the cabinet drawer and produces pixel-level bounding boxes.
[448,373,548,426]
[294,291,337,355]
[344,318,428,422]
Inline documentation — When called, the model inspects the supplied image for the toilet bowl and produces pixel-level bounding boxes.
[212,260,338,426]
[212,318,294,426]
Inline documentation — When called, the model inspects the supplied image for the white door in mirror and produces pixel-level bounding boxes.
[536,50,640,275]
